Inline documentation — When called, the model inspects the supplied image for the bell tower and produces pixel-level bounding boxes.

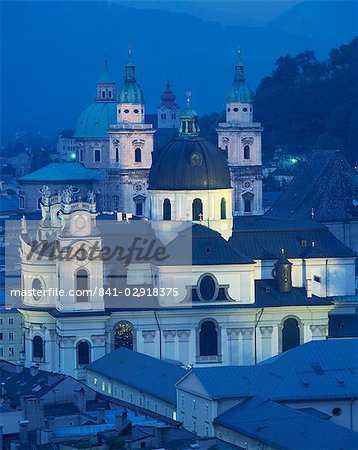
[217,49,263,216]
[109,48,155,216]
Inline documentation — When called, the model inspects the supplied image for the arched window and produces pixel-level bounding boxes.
[135,148,142,162]
[244,145,250,160]
[163,199,171,220]
[282,318,300,352]
[115,147,119,163]
[77,341,90,366]
[75,269,89,302]
[33,336,43,359]
[192,198,203,221]
[114,322,134,350]
[199,320,218,356]
[220,198,226,219]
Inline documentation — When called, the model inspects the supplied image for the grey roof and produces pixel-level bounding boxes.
[230,216,354,259]
[179,339,358,401]
[86,347,186,404]
[214,397,358,449]
[149,137,231,191]
[266,149,357,221]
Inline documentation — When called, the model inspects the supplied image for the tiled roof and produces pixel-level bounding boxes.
[230,217,354,259]
[18,162,101,182]
[86,347,186,404]
[266,149,357,221]
[178,339,358,401]
[214,397,358,449]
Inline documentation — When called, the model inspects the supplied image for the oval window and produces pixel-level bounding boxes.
[124,109,130,114]
[233,107,239,112]
[243,107,248,112]
[332,407,342,416]
[118,109,121,114]
[32,278,43,301]
[199,275,216,301]
[134,109,139,113]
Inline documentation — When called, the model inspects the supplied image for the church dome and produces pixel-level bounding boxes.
[119,50,144,104]
[149,137,231,191]
[227,51,254,103]
[150,95,231,191]
[74,102,117,138]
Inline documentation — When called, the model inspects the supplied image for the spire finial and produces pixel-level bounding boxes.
[186,91,191,107]
[128,45,132,56]
[281,248,285,256]
[311,208,315,219]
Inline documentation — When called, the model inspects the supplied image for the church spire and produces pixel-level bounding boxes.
[125,45,136,82]
[234,47,245,82]
[96,55,116,101]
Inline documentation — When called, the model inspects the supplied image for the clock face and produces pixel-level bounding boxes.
[74,214,86,229]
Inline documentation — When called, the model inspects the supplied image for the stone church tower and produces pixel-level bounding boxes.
[217,51,263,216]
[108,49,155,216]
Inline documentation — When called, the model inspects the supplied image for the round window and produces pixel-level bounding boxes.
[332,407,342,416]
[134,109,139,113]
[124,109,130,114]
[190,152,203,166]
[243,107,248,112]
[32,278,43,301]
[199,275,217,302]
[233,107,239,112]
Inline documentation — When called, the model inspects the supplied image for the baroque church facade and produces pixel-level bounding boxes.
[15,51,357,380]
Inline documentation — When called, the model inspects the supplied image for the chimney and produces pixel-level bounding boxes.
[97,407,105,424]
[19,420,29,446]
[306,278,312,298]
[29,365,39,377]
[74,387,86,413]
[115,409,129,432]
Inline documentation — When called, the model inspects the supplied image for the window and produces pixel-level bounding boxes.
[244,199,252,213]
[102,90,105,98]
[94,149,101,162]
[163,199,171,220]
[135,148,142,163]
[181,395,185,406]
[172,113,176,119]
[114,322,134,350]
[37,197,42,210]
[108,91,112,98]
[8,318,13,325]
[8,347,14,356]
[32,278,43,301]
[220,198,226,219]
[282,318,300,352]
[124,109,130,114]
[19,197,24,209]
[102,382,106,392]
[33,335,44,359]
[94,377,98,385]
[134,109,139,114]
[243,107,248,112]
[8,332,14,340]
[136,202,143,216]
[233,107,239,112]
[0,348,3,357]
[75,269,89,302]
[115,147,119,163]
[192,198,203,221]
[0,333,3,340]
[193,399,196,410]
[161,113,166,119]
[199,320,218,356]
[77,341,90,365]
[199,275,217,302]
[314,275,321,283]
[79,149,84,162]
[244,145,250,159]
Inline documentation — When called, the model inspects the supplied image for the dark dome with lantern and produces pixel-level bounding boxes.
[149,96,231,191]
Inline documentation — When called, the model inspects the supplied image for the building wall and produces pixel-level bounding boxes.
[86,369,176,419]
[0,309,23,362]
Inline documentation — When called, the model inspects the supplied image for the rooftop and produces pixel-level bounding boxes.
[18,162,101,182]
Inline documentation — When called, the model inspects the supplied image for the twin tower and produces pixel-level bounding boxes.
[74,50,263,217]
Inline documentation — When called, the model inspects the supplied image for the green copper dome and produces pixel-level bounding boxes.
[74,102,117,138]
[119,51,144,104]
[227,52,254,103]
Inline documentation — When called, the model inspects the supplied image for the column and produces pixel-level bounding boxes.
[142,330,156,357]
[310,325,328,341]
[260,326,273,362]
[177,330,190,365]
[163,330,176,360]
[226,328,240,365]
[239,327,254,365]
